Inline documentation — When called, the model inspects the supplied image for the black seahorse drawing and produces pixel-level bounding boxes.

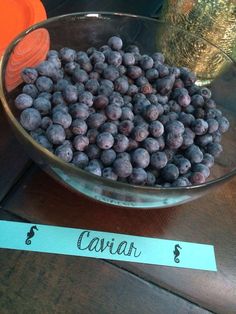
[25,226,38,245]
[173,244,182,263]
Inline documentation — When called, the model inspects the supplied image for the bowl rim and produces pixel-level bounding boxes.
[1,11,236,192]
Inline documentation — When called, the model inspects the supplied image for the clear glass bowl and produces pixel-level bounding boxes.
[1,12,236,208]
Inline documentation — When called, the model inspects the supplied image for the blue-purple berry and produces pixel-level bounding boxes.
[72,151,89,168]
[20,108,41,131]
[33,97,51,116]
[15,93,33,110]
[100,149,116,166]
[21,67,38,84]
[113,158,132,178]
[113,134,129,152]
[22,84,38,99]
[46,124,66,144]
[96,132,114,150]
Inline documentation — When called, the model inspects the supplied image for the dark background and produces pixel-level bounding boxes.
[41,0,164,18]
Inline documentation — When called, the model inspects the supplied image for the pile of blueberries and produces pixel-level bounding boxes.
[14,36,230,187]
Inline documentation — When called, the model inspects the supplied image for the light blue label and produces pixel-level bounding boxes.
[0,220,217,271]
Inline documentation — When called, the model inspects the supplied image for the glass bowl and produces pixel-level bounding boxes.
[1,12,236,208]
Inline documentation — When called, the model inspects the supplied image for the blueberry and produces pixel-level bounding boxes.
[157,94,168,105]
[123,95,132,105]
[204,99,216,109]
[155,64,169,77]
[168,112,179,121]
[205,108,222,119]
[78,91,93,107]
[51,91,65,106]
[48,56,61,69]
[47,50,59,58]
[118,65,127,75]
[180,128,194,149]
[136,76,149,87]
[191,94,204,107]
[73,135,89,151]
[178,94,191,107]
[145,68,159,82]
[140,83,153,95]
[21,67,38,84]
[102,167,118,181]
[87,113,106,129]
[217,116,230,133]
[72,151,89,168]
[105,104,122,120]
[90,51,105,64]
[76,51,90,64]
[20,107,41,131]
[22,84,38,99]
[60,47,76,62]
[94,62,108,74]
[100,149,116,166]
[85,79,99,95]
[156,75,175,95]
[108,36,123,50]
[96,132,114,150]
[184,104,195,114]
[52,104,69,115]
[199,87,211,99]
[85,160,102,176]
[40,116,52,130]
[35,134,53,151]
[98,85,113,97]
[86,128,98,144]
[46,124,66,144]
[142,137,159,153]
[149,121,164,137]
[165,120,185,135]
[169,67,181,78]
[206,142,223,157]
[172,177,191,187]
[118,120,134,136]
[113,134,129,152]
[195,134,213,147]
[101,79,114,90]
[93,95,108,110]
[192,163,210,179]
[37,61,57,77]
[146,171,156,186]
[202,153,214,168]
[72,68,89,83]
[85,144,101,159]
[55,143,73,162]
[15,93,33,110]
[185,144,203,163]
[173,157,191,174]
[69,103,89,120]
[206,118,219,133]
[152,52,165,64]
[36,76,53,93]
[133,98,149,115]
[116,152,131,161]
[139,55,154,70]
[150,151,168,169]
[89,71,100,80]
[54,79,69,92]
[114,77,129,94]
[103,65,120,81]
[64,61,78,75]
[121,106,134,121]
[166,133,183,149]
[62,84,78,103]
[33,97,51,116]
[107,51,122,66]
[178,112,195,126]
[161,164,179,183]
[126,66,142,79]
[125,45,140,54]
[190,172,206,184]
[122,52,135,66]
[131,148,150,168]
[180,69,196,86]
[191,118,208,135]
[193,107,205,119]
[70,119,87,135]
[128,168,147,185]
[158,114,169,125]
[173,78,184,88]
[113,159,132,178]
[100,122,118,135]
[132,125,149,142]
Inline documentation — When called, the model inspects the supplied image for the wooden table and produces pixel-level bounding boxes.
[1,103,236,314]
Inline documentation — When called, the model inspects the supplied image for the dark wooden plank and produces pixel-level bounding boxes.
[0,211,210,314]
[2,166,236,313]
[0,107,30,201]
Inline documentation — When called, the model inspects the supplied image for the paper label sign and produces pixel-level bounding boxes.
[0,220,217,271]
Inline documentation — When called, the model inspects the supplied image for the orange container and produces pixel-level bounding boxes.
[0,0,47,56]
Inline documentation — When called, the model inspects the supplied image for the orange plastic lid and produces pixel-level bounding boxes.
[0,0,47,56]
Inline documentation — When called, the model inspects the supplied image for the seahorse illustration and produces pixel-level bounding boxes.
[173,244,182,263]
[25,226,38,245]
